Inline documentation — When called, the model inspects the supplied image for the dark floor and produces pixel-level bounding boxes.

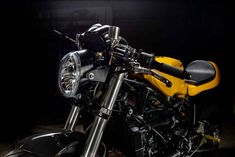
[1,122,235,157]
[215,122,235,157]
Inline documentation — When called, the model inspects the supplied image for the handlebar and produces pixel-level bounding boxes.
[78,24,189,87]
[136,49,191,80]
[151,61,191,79]
[108,45,172,87]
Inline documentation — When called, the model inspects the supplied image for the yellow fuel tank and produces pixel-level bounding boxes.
[144,57,188,97]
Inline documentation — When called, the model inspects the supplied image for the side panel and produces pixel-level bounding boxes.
[187,62,220,96]
[5,131,85,157]
[144,56,187,97]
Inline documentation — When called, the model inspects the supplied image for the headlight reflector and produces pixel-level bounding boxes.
[58,51,81,98]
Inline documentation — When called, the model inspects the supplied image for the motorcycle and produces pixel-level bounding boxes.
[4,24,221,157]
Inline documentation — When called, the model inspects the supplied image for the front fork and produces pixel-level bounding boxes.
[81,72,125,157]
[64,105,81,131]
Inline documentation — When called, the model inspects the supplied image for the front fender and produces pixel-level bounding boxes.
[5,131,85,157]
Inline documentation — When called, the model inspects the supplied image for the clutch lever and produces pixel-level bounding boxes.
[132,64,172,87]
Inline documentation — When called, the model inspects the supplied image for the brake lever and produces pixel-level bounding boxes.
[132,65,172,87]
[151,70,172,87]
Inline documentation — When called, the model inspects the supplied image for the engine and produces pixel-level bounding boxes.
[122,80,193,157]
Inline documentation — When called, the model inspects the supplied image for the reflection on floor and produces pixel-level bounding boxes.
[1,123,235,156]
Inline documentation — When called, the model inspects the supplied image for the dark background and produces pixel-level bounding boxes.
[0,0,233,142]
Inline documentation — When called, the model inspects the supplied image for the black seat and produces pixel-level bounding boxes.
[185,60,216,85]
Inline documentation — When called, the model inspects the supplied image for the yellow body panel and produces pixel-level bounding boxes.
[144,57,188,97]
[187,62,220,96]
[144,70,188,97]
[144,57,220,97]
[155,56,184,70]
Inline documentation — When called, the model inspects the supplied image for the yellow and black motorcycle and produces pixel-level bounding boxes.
[5,24,221,157]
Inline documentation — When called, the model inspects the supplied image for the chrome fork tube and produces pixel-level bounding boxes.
[64,105,81,131]
[81,72,125,157]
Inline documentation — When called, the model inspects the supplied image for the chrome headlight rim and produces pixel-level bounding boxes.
[58,51,81,98]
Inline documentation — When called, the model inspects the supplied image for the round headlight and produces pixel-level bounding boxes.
[58,51,81,98]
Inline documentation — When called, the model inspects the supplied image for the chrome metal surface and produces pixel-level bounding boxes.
[64,105,80,131]
[81,72,125,157]
[108,26,120,41]
[109,26,120,47]
[86,66,110,82]
[102,73,125,110]
[81,116,108,157]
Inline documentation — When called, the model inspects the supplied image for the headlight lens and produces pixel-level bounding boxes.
[58,51,81,98]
